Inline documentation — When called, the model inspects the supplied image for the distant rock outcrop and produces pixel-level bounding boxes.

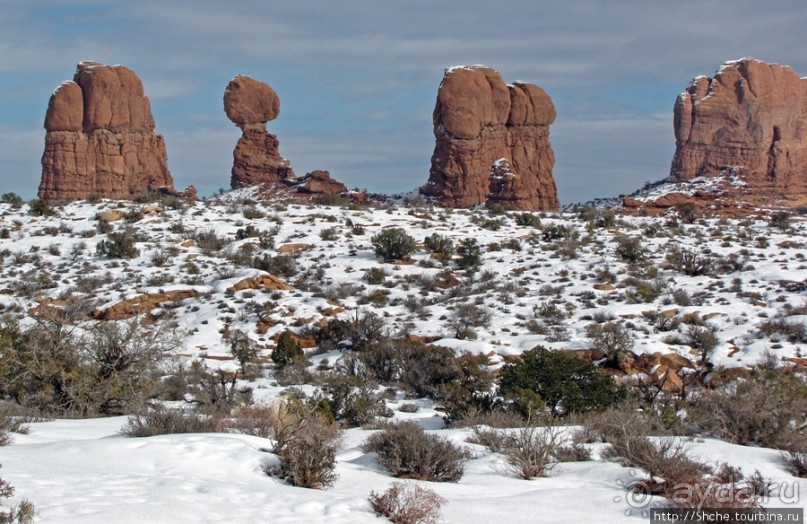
[422,66,559,210]
[225,75,295,189]
[670,57,807,205]
[39,61,179,200]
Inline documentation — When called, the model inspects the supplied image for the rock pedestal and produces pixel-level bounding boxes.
[422,66,559,210]
[225,75,295,189]
[671,58,807,203]
[39,61,177,200]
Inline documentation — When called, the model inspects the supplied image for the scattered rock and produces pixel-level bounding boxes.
[96,210,126,222]
[422,65,558,210]
[93,289,197,320]
[593,283,615,291]
[294,170,348,195]
[227,273,294,293]
[277,243,313,254]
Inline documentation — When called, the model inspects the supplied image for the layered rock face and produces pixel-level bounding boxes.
[39,61,176,200]
[422,66,559,210]
[225,75,295,189]
[671,58,807,203]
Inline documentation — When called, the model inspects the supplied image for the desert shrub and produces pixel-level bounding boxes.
[96,227,141,259]
[446,303,491,339]
[542,224,569,242]
[498,346,625,417]
[316,311,387,352]
[192,229,230,255]
[226,403,276,438]
[0,316,179,417]
[273,414,342,489]
[364,267,388,285]
[615,236,646,264]
[272,331,305,369]
[553,442,592,462]
[358,341,493,407]
[225,329,260,376]
[602,435,709,495]
[758,318,807,344]
[0,403,33,447]
[423,233,454,260]
[689,369,807,449]
[665,246,714,276]
[369,481,446,524]
[362,421,471,482]
[455,238,482,270]
[514,212,541,228]
[371,228,417,261]
[585,322,634,367]
[318,374,387,427]
[28,198,54,217]
[120,406,221,437]
[0,467,34,524]
[783,451,807,478]
[0,193,23,208]
[686,325,718,364]
[502,425,562,479]
[252,254,298,278]
[769,211,791,230]
[673,202,699,223]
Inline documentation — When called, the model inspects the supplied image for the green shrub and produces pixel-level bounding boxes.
[273,331,304,369]
[28,198,54,217]
[96,227,141,259]
[498,346,625,417]
[371,228,417,261]
[455,238,481,270]
[423,233,454,260]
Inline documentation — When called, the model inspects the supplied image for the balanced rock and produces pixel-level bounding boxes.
[671,58,807,205]
[225,75,295,189]
[39,61,177,200]
[422,66,559,210]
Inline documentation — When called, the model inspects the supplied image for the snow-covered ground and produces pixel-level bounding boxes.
[0,189,804,522]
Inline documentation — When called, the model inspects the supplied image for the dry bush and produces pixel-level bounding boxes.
[553,442,593,462]
[226,403,276,439]
[783,451,807,478]
[602,436,709,495]
[577,403,661,444]
[254,400,343,489]
[501,425,563,479]
[362,421,470,482]
[264,408,342,489]
[369,481,446,524]
[690,370,807,449]
[0,466,34,524]
[120,406,222,437]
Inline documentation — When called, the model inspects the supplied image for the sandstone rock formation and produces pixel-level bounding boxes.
[225,75,295,189]
[39,61,178,200]
[224,75,356,202]
[671,57,807,205]
[294,170,348,195]
[422,66,559,210]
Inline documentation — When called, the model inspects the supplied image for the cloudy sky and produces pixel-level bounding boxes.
[1,1,806,203]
